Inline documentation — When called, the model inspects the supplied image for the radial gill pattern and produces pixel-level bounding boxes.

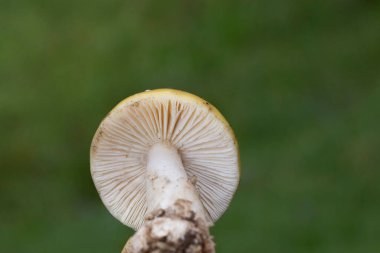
[90,90,239,230]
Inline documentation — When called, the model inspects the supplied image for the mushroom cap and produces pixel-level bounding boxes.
[90,89,240,230]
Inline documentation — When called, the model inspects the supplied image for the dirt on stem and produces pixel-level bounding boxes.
[122,200,215,253]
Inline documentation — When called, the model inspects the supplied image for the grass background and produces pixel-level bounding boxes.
[1,0,380,252]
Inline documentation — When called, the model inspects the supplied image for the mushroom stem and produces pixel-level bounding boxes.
[146,142,208,222]
[122,142,215,253]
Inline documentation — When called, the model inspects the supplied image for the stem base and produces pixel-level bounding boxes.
[123,200,215,253]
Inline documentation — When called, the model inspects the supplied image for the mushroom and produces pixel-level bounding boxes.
[90,89,240,253]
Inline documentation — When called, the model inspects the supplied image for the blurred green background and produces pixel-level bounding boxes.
[1,0,380,252]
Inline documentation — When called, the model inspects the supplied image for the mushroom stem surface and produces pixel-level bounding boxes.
[146,142,208,222]
[124,142,215,253]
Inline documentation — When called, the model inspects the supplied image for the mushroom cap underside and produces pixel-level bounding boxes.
[90,89,240,230]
